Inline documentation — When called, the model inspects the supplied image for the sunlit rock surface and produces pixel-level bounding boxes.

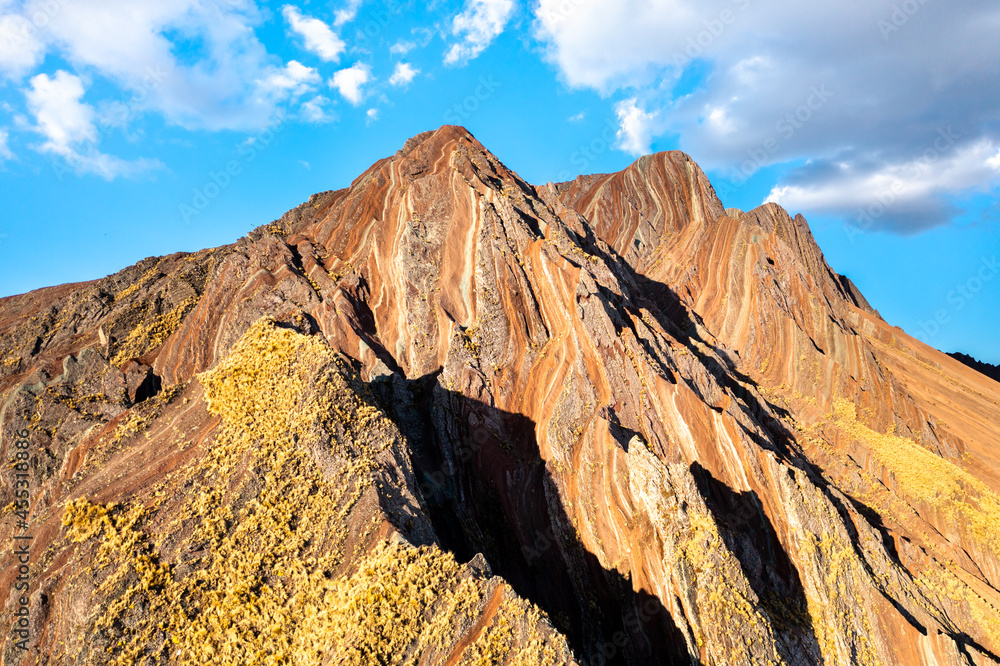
[2,126,999,665]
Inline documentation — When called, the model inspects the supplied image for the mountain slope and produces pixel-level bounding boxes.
[2,126,999,665]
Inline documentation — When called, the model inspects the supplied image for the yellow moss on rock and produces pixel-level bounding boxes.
[830,399,1000,558]
[463,596,566,666]
[114,267,160,303]
[63,497,114,543]
[111,295,200,366]
[58,317,573,665]
[916,565,1000,650]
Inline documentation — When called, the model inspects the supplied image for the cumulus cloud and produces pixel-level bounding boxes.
[329,63,371,105]
[767,138,1000,232]
[333,0,364,27]
[615,98,659,156]
[259,60,320,101]
[9,0,295,131]
[0,11,46,79]
[444,0,515,66]
[300,95,333,123]
[534,0,700,91]
[25,70,160,179]
[283,5,346,62]
[388,62,419,87]
[26,71,97,153]
[534,0,1000,230]
[390,40,415,56]
[366,107,379,123]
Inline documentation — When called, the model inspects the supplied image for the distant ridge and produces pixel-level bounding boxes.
[949,351,1000,384]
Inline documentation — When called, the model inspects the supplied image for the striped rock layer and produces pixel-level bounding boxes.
[2,125,999,665]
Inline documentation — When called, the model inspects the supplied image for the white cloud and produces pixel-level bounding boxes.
[615,98,658,156]
[0,128,12,160]
[24,70,160,179]
[301,95,333,123]
[444,0,515,66]
[366,107,378,123]
[705,105,737,135]
[330,63,371,105]
[568,111,586,122]
[390,40,415,56]
[533,0,1000,229]
[333,0,363,27]
[259,60,320,99]
[25,71,97,154]
[282,5,345,62]
[766,139,1000,231]
[388,62,419,87]
[0,12,46,79]
[14,0,292,131]
[534,0,699,91]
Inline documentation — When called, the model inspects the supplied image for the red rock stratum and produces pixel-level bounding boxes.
[2,126,999,665]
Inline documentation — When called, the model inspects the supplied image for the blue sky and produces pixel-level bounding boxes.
[0,0,997,363]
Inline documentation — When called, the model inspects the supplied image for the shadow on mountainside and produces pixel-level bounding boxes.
[568,224,799,461]
[566,223,1000,663]
[370,370,695,666]
[690,462,823,663]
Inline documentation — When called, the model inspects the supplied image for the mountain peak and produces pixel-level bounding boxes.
[2,130,999,665]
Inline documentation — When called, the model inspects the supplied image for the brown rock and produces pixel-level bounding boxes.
[1,125,998,665]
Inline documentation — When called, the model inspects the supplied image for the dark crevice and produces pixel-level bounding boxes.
[131,371,162,405]
[338,274,403,376]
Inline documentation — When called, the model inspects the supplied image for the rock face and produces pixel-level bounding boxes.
[2,125,1000,665]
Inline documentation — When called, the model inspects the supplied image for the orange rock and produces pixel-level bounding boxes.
[1,126,998,665]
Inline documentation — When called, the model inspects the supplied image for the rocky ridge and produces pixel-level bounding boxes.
[1,125,999,665]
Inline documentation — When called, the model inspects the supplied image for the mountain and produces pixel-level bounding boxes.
[2,125,999,665]
[949,352,1000,385]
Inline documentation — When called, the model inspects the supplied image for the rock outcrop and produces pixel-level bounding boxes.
[2,125,999,665]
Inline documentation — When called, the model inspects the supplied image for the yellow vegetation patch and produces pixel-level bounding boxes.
[63,497,114,543]
[917,565,1000,650]
[59,317,572,665]
[114,267,159,302]
[111,295,200,366]
[113,411,149,442]
[830,399,1000,558]
[797,527,877,666]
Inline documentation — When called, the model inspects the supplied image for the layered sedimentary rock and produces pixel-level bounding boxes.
[2,126,999,665]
